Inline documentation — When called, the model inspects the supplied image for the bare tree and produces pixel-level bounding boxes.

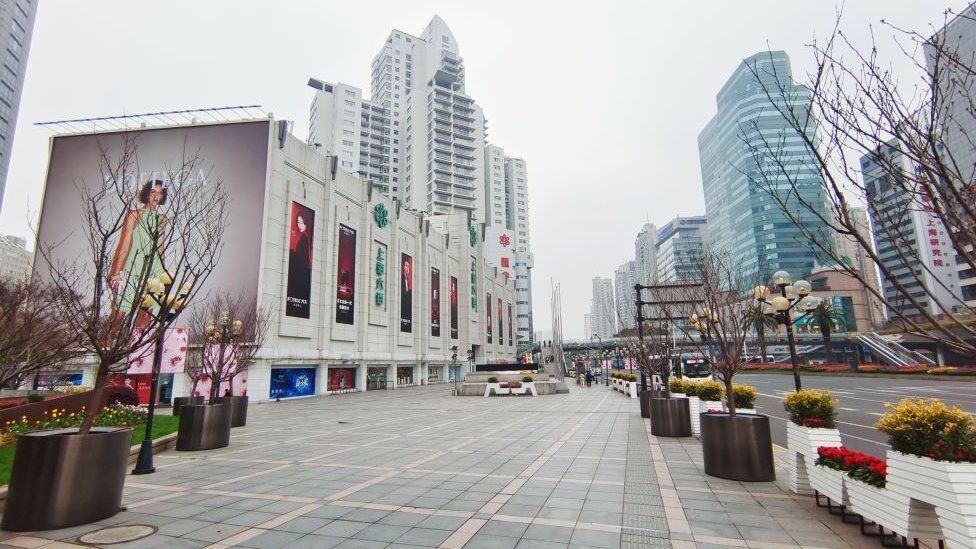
[37,134,227,433]
[743,8,976,356]
[187,292,270,402]
[0,279,84,389]
[654,252,757,415]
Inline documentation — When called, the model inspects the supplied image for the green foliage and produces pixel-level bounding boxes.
[25,393,44,403]
[732,384,757,409]
[669,378,685,394]
[487,376,499,383]
[695,380,725,402]
[522,376,534,383]
[782,389,838,428]
[875,398,976,461]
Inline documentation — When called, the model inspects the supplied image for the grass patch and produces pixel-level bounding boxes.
[0,414,180,487]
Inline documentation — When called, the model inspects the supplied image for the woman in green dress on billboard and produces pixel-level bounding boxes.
[107,180,168,314]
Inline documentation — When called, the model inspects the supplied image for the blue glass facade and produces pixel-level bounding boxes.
[698,51,834,285]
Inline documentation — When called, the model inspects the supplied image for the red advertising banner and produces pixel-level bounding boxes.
[431,267,441,337]
[486,292,492,343]
[400,253,413,332]
[335,224,356,324]
[498,297,503,346]
[286,202,314,318]
[450,276,458,339]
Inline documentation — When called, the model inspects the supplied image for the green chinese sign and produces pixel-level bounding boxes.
[469,225,477,247]
[375,245,386,306]
[374,203,389,228]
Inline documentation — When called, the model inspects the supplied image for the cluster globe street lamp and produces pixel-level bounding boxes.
[755,270,823,391]
[204,310,245,397]
[132,271,190,475]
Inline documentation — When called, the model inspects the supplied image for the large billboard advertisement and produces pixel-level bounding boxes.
[400,253,413,332]
[286,202,314,318]
[450,275,458,339]
[486,292,492,343]
[269,367,316,399]
[431,267,441,337]
[35,121,270,319]
[335,224,356,324]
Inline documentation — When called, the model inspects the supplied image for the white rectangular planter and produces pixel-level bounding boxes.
[684,397,701,436]
[887,451,976,548]
[846,479,942,543]
[625,382,637,399]
[785,422,842,495]
[734,408,757,415]
[808,464,848,506]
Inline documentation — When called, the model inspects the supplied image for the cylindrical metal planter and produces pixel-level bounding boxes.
[700,413,775,482]
[172,396,204,417]
[649,398,691,437]
[176,403,232,451]
[639,392,650,418]
[213,395,248,427]
[2,427,132,531]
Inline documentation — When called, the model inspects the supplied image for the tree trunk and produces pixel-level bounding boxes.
[724,377,736,417]
[822,331,834,363]
[78,360,110,434]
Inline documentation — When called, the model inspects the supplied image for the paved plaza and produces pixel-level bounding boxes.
[1,385,875,548]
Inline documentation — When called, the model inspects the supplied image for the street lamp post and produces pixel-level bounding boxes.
[132,273,189,475]
[755,271,823,392]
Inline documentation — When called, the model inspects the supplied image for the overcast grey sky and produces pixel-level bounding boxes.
[0,1,969,339]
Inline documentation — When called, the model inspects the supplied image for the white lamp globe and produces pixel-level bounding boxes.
[794,280,812,296]
[771,296,790,312]
[754,285,770,300]
[784,285,799,300]
[772,270,792,286]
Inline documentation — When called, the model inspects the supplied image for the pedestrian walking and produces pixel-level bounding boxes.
[585,370,592,387]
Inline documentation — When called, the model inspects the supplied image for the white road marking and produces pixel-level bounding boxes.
[868,412,884,417]
[838,407,858,411]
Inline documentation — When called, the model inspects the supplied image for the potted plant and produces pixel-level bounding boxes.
[876,398,976,548]
[655,251,775,481]
[782,389,842,495]
[182,293,269,445]
[3,141,225,531]
[634,314,688,434]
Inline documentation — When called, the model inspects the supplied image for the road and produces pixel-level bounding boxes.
[741,373,976,457]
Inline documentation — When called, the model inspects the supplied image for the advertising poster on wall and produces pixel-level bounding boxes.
[400,253,413,332]
[329,368,355,391]
[431,267,441,337]
[508,303,513,346]
[34,121,270,322]
[450,276,458,339]
[335,224,356,324]
[486,292,492,343]
[286,202,314,318]
[498,297,504,346]
[269,367,316,399]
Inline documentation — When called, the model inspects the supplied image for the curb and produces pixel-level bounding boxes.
[739,370,976,382]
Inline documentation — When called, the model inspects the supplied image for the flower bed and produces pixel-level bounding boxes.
[0,404,149,445]
[816,446,886,487]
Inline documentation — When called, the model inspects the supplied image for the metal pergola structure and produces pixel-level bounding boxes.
[35,105,270,134]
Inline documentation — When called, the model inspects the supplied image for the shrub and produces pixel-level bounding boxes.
[696,380,724,402]
[732,384,756,409]
[102,385,139,407]
[487,376,499,383]
[857,364,883,373]
[875,398,976,462]
[816,446,887,488]
[927,367,955,375]
[782,389,837,429]
[669,378,685,394]
[522,376,533,383]
[26,393,44,403]
[681,381,702,397]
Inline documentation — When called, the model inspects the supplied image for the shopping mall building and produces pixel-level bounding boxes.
[32,116,517,402]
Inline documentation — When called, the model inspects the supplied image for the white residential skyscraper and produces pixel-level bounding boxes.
[0,0,36,209]
[614,261,637,331]
[591,277,616,339]
[371,16,486,217]
[656,215,708,282]
[634,223,658,287]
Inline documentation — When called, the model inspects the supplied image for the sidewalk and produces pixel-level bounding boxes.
[0,384,875,548]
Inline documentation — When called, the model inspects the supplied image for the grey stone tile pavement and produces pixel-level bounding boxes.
[0,384,877,548]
